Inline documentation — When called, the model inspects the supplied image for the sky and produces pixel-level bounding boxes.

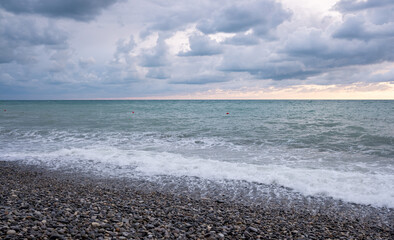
[0,0,393,100]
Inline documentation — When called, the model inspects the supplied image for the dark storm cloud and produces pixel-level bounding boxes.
[196,0,291,37]
[0,0,122,21]
[178,35,222,56]
[333,0,394,12]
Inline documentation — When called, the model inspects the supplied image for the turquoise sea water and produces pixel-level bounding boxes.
[0,100,393,207]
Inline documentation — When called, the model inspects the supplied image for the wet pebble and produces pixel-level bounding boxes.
[0,161,392,239]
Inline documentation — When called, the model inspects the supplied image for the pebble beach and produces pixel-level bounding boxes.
[0,161,392,239]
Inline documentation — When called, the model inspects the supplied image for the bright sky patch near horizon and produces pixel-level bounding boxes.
[0,0,393,100]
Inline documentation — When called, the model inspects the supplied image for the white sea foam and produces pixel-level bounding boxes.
[3,146,393,208]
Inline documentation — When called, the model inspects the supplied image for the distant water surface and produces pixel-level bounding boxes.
[0,100,393,207]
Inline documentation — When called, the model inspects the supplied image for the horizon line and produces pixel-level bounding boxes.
[1,98,393,101]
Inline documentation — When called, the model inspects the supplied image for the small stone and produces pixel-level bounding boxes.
[7,229,16,235]
[49,234,65,240]
[146,224,154,229]
[91,222,100,228]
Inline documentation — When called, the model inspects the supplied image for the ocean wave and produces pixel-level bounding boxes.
[2,146,393,208]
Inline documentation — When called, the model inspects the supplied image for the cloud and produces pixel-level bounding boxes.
[139,35,169,67]
[366,5,394,25]
[333,0,394,25]
[279,1,394,72]
[220,3,394,82]
[79,57,96,68]
[223,33,260,46]
[115,35,135,55]
[48,50,74,73]
[219,47,320,80]
[178,34,222,56]
[141,1,227,34]
[0,14,68,64]
[196,0,291,37]
[170,74,228,85]
[1,0,393,99]
[113,35,136,64]
[333,0,394,12]
[332,15,394,40]
[146,68,170,79]
[148,9,199,32]
[103,66,140,85]
[0,0,122,21]
[284,28,394,68]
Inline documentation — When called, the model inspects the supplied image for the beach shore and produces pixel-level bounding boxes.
[0,161,392,239]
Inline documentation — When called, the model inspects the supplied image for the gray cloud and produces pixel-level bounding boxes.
[139,36,169,67]
[366,5,394,25]
[149,10,199,32]
[146,68,170,79]
[0,44,14,63]
[333,0,394,12]
[0,14,68,64]
[178,35,222,56]
[116,36,135,55]
[220,6,394,82]
[170,74,228,85]
[333,0,394,25]
[196,0,291,37]
[113,35,136,64]
[223,33,260,45]
[0,0,122,21]
[281,1,394,71]
[332,15,394,40]
[284,28,394,68]
[1,0,393,99]
[219,48,320,81]
[142,1,227,34]
[79,57,96,68]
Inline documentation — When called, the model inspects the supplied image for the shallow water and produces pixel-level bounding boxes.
[0,100,393,207]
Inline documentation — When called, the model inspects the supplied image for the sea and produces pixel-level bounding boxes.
[0,100,393,208]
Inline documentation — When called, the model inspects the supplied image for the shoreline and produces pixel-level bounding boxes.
[1,161,393,239]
